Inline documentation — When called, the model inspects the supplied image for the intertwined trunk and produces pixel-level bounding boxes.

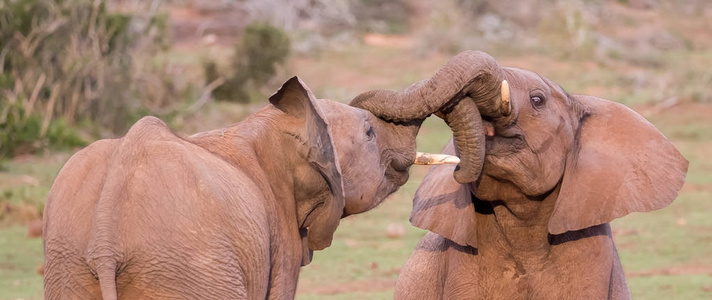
[350,51,507,184]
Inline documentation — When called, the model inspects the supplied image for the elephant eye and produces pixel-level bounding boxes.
[364,121,376,141]
[530,95,545,107]
[366,125,375,141]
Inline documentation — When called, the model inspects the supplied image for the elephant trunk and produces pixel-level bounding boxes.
[436,98,485,183]
[351,51,508,184]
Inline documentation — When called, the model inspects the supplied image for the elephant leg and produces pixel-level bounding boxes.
[395,232,447,300]
[43,255,103,300]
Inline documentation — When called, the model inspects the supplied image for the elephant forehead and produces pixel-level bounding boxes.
[315,99,365,126]
[503,67,550,92]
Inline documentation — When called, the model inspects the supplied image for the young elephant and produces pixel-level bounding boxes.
[42,76,465,299]
[385,52,688,299]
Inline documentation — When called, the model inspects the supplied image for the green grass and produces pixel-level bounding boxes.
[628,275,712,299]
[0,226,44,300]
[0,155,67,299]
[0,154,68,204]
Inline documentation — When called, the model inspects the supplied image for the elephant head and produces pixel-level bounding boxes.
[265,62,514,255]
[398,51,688,247]
[350,51,511,185]
[265,77,461,258]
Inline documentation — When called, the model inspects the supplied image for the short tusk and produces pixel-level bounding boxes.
[414,152,461,165]
[500,80,511,116]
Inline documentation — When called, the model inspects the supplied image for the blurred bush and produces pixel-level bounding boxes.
[352,0,411,34]
[0,102,85,158]
[0,0,180,159]
[412,0,711,104]
[205,22,290,103]
[239,0,410,53]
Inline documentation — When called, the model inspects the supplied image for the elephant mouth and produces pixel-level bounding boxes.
[386,149,414,173]
[384,162,410,192]
[380,151,412,199]
[380,149,413,186]
[485,135,525,157]
[484,121,525,157]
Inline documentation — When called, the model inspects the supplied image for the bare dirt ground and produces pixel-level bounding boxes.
[298,278,397,295]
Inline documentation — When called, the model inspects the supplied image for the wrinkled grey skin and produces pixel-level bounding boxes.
[392,54,688,299]
[43,77,428,299]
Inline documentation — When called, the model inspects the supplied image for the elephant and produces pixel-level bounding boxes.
[41,74,481,299]
[357,51,688,299]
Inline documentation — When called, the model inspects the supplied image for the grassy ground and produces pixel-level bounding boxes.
[0,226,44,300]
[1,42,711,300]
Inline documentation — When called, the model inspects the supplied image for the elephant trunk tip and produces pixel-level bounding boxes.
[453,165,481,184]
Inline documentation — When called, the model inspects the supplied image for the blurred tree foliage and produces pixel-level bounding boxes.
[0,0,175,159]
[206,22,290,103]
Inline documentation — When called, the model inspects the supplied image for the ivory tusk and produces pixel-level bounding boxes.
[414,152,461,165]
[500,80,511,116]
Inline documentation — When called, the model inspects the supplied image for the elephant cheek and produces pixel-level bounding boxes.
[343,185,380,215]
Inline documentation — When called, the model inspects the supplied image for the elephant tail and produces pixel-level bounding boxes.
[95,257,118,300]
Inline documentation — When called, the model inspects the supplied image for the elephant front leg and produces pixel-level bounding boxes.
[266,264,301,300]
[265,234,303,299]
[396,232,482,300]
[395,244,446,299]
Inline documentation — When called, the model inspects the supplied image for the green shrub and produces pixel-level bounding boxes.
[238,23,291,85]
[0,102,85,159]
[0,0,179,159]
[207,22,290,103]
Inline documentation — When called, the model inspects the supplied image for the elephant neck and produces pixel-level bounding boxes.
[187,111,327,231]
[188,117,296,218]
[476,184,560,255]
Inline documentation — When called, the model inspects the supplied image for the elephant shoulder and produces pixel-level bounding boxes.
[395,232,451,299]
[105,117,269,220]
[416,231,477,255]
[396,234,445,298]
[396,232,482,299]
[415,231,450,251]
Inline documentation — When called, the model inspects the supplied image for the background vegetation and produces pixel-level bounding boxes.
[1,0,710,299]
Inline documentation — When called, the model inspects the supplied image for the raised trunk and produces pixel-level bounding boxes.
[351,51,506,184]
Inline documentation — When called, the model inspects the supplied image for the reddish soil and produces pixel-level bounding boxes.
[297,279,396,295]
[169,4,247,50]
[628,265,712,278]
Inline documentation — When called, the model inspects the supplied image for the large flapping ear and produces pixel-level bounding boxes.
[548,95,688,235]
[269,76,346,251]
[410,139,478,248]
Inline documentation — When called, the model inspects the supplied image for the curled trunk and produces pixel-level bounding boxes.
[436,98,485,183]
[351,51,507,184]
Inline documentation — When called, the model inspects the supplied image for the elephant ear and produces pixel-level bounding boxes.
[269,76,346,252]
[548,95,688,235]
[410,139,478,248]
